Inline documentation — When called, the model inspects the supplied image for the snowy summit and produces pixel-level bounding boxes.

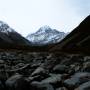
[27,26,66,45]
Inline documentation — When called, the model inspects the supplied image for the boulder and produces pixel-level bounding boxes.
[53,65,68,74]
[83,62,90,72]
[41,74,62,87]
[31,67,46,76]
[0,81,5,90]
[63,72,90,89]
[56,87,67,90]
[75,81,90,90]
[6,73,30,90]
[28,74,48,82]
[0,60,4,64]
[30,81,54,90]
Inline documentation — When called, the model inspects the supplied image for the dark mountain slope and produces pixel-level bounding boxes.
[50,15,90,54]
[0,21,31,49]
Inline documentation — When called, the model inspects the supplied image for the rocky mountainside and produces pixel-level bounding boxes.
[0,21,31,48]
[26,26,66,45]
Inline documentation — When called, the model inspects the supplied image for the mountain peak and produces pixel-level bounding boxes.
[0,21,14,34]
[27,26,66,45]
[40,25,51,30]
[36,25,52,34]
[0,21,31,47]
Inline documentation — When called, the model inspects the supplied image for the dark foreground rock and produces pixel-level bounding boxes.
[6,73,30,90]
[53,64,68,74]
[75,81,90,90]
[41,74,62,87]
[0,51,89,90]
[0,80,5,90]
[63,72,90,90]
[30,81,54,90]
[56,87,67,90]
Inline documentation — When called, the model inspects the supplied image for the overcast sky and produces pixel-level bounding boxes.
[0,0,90,36]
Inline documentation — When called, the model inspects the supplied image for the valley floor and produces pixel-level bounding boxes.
[0,51,90,90]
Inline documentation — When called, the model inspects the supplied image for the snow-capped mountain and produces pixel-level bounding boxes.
[27,26,66,45]
[0,21,31,48]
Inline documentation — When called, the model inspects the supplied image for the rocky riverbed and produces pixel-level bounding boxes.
[0,51,90,90]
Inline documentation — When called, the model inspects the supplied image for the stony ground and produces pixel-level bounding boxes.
[0,51,90,90]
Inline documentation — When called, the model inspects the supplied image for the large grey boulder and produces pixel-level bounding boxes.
[53,64,68,74]
[63,72,90,89]
[31,67,46,76]
[31,81,54,90]
[6,73,30,90]
[41,74,62,88]
[75,81,90,90]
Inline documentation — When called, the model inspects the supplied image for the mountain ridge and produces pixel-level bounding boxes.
[0,21,31,49]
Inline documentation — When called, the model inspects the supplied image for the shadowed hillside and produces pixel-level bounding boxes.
[50,15,90,54]
[0,21,31,49]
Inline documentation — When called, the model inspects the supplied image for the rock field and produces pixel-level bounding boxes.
[0,51,90,90]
